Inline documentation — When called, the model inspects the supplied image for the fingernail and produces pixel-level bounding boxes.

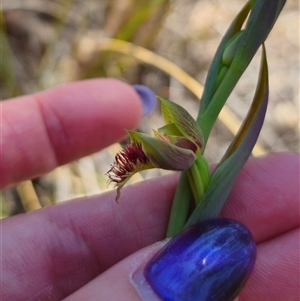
[132,85,156,116]
[132,218,256,301]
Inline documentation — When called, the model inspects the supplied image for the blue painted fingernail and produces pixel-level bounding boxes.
[132,85,156,116]
[137,218,256,301]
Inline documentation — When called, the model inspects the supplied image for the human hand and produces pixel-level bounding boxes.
[1,79,299,301]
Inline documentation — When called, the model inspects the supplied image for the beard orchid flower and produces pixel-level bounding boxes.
[107,97,204,200]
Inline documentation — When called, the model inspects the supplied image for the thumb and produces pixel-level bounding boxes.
[63,240,166,301]
[63,219,255,301]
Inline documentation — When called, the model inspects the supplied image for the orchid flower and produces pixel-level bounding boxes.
[107,97,205,201]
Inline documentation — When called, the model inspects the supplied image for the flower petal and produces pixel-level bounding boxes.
[159,97,203,153]
[153,129,197,153]
[128,130,196,170]
[157,123,183,137]
[106,142,154,200]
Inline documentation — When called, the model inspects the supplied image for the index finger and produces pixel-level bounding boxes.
[1,79,143,189]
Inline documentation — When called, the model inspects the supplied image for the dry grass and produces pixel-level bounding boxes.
[1,0,299,217]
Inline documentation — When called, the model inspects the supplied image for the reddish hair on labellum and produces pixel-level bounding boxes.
[106,143,150,185]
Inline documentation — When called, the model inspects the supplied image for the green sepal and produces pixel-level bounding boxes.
[127,130,196,171]
[158,96,204,153]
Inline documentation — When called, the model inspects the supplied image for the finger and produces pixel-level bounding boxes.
[62,241,166,301]
[64,229,299,301]
[220,152,300,242]
[1,79,143,189]
[2,175,176,301]
[2,153,299,300]
[240,228,300,301]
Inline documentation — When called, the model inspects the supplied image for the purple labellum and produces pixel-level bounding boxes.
[144,218,256,301]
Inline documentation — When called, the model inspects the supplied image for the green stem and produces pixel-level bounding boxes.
[187,162,204,205]
[166,155,211,238]
[166,171,192,238]
[195,155,210,188]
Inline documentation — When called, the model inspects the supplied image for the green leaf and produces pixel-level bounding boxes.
[197,0,286,144]
[185,44,269,227]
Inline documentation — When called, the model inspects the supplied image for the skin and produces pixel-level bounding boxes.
[1,79,299,301]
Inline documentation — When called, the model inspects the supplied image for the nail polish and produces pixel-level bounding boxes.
[142,218,256,301]
[132,85,156,116]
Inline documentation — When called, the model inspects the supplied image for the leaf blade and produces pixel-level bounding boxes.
[185,44,269,227]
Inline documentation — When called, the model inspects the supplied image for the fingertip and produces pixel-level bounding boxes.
[131,85,157,117]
